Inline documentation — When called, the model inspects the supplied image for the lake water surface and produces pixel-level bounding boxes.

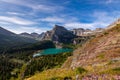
[33,48,73,57]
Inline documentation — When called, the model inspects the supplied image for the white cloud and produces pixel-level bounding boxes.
[106,0,114,4]
[0,21,10,24]
[31,5,63,13]
[38,12,117,30]
[40,17,65,23]
[2,26,49,34]
[64,11,120,29]
[64,22,94,29]
[0,0,63,13]
[0,16,35,25]
[15,27,48,34]
[93,11,114,23]
[63,1,71,5]
[106,0,112,4]
[7,12,25,16]
[93,11,120,26]
[64,22,107,29]
[39,16,78,24]
[40,16,107,29]
[1,0,120,33]
[100,0,120,4]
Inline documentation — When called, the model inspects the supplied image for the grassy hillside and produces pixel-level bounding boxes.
[25,68,76,80]
[70,24,120,79]
[19,51,73,80]
[71,24,120,67]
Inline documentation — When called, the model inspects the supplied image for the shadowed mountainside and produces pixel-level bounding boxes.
[0,27,37,51]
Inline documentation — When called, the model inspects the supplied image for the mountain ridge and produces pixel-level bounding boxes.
[19,32,43,40]
[0,26,37,51]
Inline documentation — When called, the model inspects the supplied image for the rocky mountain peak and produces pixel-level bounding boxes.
[42,25,76,43]
[53,25,69,34]
[53,25,67,32]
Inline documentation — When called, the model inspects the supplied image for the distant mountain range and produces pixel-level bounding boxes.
[20,25,77,43]
[0,27,37,50]
[0,24,104,49]
[20,32,45,40]
[20,25,104,43]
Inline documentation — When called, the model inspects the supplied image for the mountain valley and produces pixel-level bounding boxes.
[0,15,120,80]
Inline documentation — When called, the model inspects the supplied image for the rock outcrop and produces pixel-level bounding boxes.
[42,25,76,43]
[71,28,85,36]
[71,28,104,36]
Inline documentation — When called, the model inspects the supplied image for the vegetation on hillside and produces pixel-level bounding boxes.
[0,40,55,80]
[22,52,72,78]
[0,40,55,53]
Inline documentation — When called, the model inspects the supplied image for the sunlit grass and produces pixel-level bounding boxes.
[26,68,76,80]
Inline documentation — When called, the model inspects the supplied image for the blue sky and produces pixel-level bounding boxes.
[0,0,120,34]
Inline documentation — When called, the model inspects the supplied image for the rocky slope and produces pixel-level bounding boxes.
[71,20,120,68]
[69,23,120,79]
[71,28,104,36]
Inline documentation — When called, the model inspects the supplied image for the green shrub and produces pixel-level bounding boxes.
[112,67,120,72]
[75,67,87,74]
[103,32,108,35]
[62,44,77,49]
[64,76,72,80]
[97,54,105,59]
[102,67,120,74]
[107,60,118,65]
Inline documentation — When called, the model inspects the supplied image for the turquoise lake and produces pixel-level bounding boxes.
[33,48,73,57]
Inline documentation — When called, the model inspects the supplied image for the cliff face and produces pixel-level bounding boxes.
[71,28,104,36]
[71,23,120,68]
[43,25,76,43]
[72,28,85,36]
